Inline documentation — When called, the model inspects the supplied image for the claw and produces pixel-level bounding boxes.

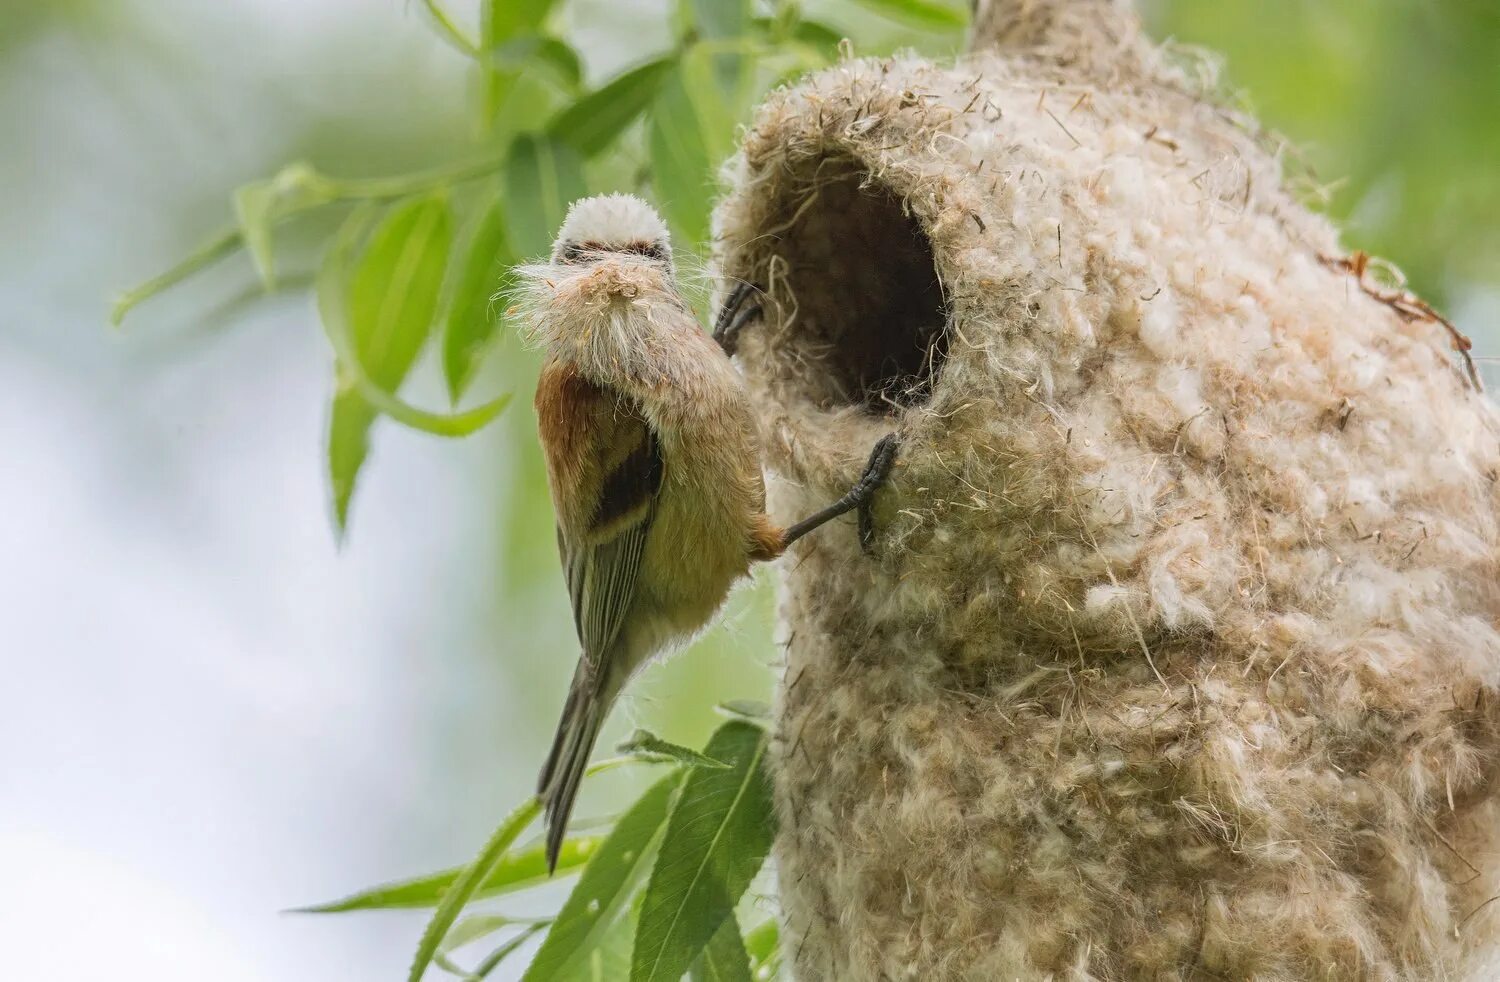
[713,281,763,356]
[856,434,900,552]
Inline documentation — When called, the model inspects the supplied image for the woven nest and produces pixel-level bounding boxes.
[711,5,1500,979]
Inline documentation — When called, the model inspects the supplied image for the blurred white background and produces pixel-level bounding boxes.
[1,1,771,977]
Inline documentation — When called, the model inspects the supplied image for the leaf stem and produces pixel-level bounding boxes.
[418,0,481,57]
[110,226,242,327]
[113,149,510,327]
[329,150,508,200]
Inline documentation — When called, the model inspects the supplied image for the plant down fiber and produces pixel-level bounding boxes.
[712,1,1500,977]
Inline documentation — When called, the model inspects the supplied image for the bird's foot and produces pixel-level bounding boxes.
[712,281,763,356]
[854,434,900,552]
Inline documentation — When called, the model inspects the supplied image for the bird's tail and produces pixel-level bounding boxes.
[537,662,606,873]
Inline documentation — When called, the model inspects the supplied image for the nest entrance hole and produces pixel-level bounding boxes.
[763,165,947,413]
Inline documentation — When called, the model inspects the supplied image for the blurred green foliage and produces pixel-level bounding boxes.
[99,0,1496,977]
[1145,0,1500,296]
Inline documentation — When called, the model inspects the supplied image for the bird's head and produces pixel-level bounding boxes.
[550,193,673,270]
[514,194,693,385]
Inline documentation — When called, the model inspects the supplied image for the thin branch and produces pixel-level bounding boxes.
[417,0,481,58]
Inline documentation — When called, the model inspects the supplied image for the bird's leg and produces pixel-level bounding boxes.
[712,281,762,356]
[781,434,900,553]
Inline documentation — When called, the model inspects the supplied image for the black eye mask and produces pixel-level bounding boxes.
[559,240,670,264]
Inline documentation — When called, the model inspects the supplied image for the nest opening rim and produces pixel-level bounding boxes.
[737,158,950,416]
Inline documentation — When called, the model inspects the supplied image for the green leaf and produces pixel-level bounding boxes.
[502,133,587,258]
[317,201,508,537]
[742,919,779,970]
[716,700,769,722]
[789,18,845,49]
[442,914,552,956]
[348,196,452,389]
[322,196,452,531]
[679,45,736,162]
[232,161,332,289]
[316,203,510,440]
[648,67,714,248]
[472,923,549,979]
[618,730,730,770]
[478,0,560,129]
[489,35,582,92]
[550,58,674,158]
[690,0,750,41]
[443,197,515,401]
[688,0,752,96]
[566,893,640,982]
[409,796,544,982]
[482,0,554,43]
[523,772,682,981]
[689,916,753,982]
[631,721,775,982]
[295,836,601,912]
[405,757,638,982]
[848,0,966,30]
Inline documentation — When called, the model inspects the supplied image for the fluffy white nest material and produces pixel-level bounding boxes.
[711,4,1500,978]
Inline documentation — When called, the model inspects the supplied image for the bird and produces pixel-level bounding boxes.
[512,192,899,870]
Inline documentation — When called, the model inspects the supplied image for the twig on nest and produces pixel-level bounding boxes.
[1321,250,1481,392]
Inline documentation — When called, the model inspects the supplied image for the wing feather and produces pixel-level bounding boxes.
[536,361,663,669]
[532,359,666,868]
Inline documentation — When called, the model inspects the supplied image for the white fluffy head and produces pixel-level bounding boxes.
[550,193,673,265]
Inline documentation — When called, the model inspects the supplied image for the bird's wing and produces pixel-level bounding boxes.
[560,424,661,663]
[535,360,664,670]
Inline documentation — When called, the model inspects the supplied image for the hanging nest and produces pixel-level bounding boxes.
[712,1,1500,978]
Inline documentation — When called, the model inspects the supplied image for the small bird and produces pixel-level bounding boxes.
[514,193,898,869]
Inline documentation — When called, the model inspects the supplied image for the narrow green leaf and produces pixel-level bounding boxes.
[679,45,736,163]
[648,67,713,248]
[317,199,510,534]
[326,390,375,539]
[567,894,640,982]
[716,700,769,722]
[407,758,637,982]
[442,914,552,956]
[482,0,554,43]
[690,0,750,41]
[689,916,753,982]
[443,197,515,401]
[848,0,966,30]
[232,161,331,289]
[489,35,582,92]
[688,0,751,96]
[473,923,548,979]
[409,796,544,982]
[320,195,452,531]
[502,133,587,258]
[348,196,452,387]
[788,18,845,49]
[618,730,730,770]
[523,772,682,981]
[742,919,779,970]
[479,0,559,129]
[233,182,279,289]
[294,836,602,912]
[631,722,775,982]
[549,58,674,158]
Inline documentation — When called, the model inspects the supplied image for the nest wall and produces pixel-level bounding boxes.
[712,20,1500,982]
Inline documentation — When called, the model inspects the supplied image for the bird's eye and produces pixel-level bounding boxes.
[624,241,669,263]
[560,243,587,263]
